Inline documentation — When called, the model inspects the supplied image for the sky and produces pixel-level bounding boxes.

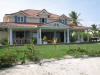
[0,0,100,27]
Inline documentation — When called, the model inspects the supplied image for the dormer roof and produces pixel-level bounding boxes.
[5,9,60,18]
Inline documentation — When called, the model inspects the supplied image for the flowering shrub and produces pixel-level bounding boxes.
[0,54,17,68]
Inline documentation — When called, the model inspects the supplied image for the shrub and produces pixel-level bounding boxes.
[66,47,88,56]
[26,39,40,63]
[0,54,17,68]
[31,38,37,44]
[70,32,78,42]
[43,36,47,42]
[52,38,57,50]
[0,40,8,45]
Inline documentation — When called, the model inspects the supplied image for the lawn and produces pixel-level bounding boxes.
[0,43,100,68]
[0,43,100,60]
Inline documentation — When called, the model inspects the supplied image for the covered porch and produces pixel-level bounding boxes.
[0,22,90,45]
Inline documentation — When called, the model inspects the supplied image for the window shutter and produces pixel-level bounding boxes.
[65,19,67,24]
[40,18,42,23]
[24,16,26,23]
[44,18,47,23]
[25,31,30,38]
[13,31,16,38]
[59,19,62,23]
[15,16,17,23]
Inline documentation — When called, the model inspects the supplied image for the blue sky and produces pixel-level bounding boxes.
[0,0,100,27]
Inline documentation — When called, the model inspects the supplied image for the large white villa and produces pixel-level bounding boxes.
[0,9,90,45]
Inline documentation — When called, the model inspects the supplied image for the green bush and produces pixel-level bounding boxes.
[43,36,47,42]
[70,32,78,42]
[31,38,37,44]
[0,54,17,68]
[0,40,8,45]
[83,32,87,41]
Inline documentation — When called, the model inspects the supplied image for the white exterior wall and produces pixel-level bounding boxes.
[5,12,71,25]
[0,31,8,40]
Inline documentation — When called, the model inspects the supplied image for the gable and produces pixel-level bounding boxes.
[40,22,71,29]
[60,14,67,19]
[38,9,50,15]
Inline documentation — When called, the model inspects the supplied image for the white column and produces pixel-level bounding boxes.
[10,28,13,45]
[37,28,42,44]
[67,29,70,43]
[64,30,66,43]
[39,28,42,44]
[37,29,39,44]
[81,30,84,42]
[87,30,89,42]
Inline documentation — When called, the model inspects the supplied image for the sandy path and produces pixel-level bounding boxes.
[0,57,100,75]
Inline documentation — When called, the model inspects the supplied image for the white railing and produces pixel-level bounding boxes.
[13,38,31,45]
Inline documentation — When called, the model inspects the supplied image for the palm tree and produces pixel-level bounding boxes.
[69,11,80,26]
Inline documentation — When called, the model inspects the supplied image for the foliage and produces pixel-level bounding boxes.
[43,36,47,42]
[26,39,40,62]
[31,37,37,44]
[69,11,80,26]
[91,24,99,37]
[83,32,87,41]
[70,32,78,42]
[0,54,17,68]
[52,38,57,50]
[0,39,8,45]
[0,43,100,68]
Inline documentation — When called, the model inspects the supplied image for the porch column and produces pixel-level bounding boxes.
[10,28,13,45]
[37,28,42,44]
[78,31,81,42]
[81,30,84,42]
[39,28,42,44]
[54,31,56,39]
[64,30,66,43]
[87,29,89,42]
[67,29,70,43]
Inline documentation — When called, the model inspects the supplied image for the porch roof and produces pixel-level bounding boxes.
[0,22,90,29]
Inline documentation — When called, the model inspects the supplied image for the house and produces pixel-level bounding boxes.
[0,9,90,45]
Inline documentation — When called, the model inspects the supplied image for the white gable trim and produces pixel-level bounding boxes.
[38,9,50,15]
[39,22,71,29]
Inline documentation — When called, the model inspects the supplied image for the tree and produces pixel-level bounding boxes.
[69,11,80,26]
[91,24,99,37]
[91,24,97,30]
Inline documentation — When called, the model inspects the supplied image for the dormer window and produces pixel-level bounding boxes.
[21,17,23,22]
[17,17,20,22]
[40,18,47,23]
[14,16,26,23]
[59,18,67,24]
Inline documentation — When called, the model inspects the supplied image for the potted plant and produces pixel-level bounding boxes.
[43,36,48,44]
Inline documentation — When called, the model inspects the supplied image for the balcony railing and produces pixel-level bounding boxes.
[13,38,31,45]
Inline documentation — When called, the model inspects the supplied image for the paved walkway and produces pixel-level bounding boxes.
[0,57,100,75]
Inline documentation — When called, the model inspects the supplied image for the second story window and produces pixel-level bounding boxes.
[14,16,26,23]
[40,18,47,23]
[21,17,23,22]
[59,18,67,24]
[17,17,20,22]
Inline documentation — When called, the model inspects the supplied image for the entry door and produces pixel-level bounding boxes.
[16,31,24,38]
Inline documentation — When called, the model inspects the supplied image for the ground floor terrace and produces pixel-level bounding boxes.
[0,22,90,45]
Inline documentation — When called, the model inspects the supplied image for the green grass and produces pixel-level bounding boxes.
[0,43,100,60]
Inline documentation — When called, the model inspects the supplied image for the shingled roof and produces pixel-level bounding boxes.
[5,9,61,18]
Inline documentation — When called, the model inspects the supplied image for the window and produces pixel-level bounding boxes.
[40,18,47,23]
[17,17,20,22]
[14,16,26,23]
[21,17,23,22]
[58,18,67,24]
